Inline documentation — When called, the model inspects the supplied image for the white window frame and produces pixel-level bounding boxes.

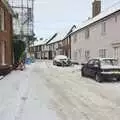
[115,14,117,23]
[114,47,119,59]
[73,34,77,43]
[101,22,106,35]
[85,28,90,39]
[0,8,5,31]
[1,41,6,65]
[99,49,107,58]
[85,50,90,61]
[74,51,77,60]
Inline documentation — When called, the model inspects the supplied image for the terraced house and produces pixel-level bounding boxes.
[0,0,14,70]
[71,0,120,64]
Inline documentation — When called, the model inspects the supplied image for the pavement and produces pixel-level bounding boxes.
[0,60,120,120]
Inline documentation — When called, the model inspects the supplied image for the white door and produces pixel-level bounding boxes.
[1,41,5,65]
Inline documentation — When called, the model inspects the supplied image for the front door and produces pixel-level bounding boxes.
[0,41,5,65]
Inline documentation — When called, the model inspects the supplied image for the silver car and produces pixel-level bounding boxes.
[53,55,71,66]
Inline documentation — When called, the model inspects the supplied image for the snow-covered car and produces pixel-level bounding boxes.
[81,58,120,82]
[53,55,72,66]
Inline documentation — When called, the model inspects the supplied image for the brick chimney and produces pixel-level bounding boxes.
[92,0,101,17]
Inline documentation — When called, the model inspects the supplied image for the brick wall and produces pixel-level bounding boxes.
[0,1,13,66]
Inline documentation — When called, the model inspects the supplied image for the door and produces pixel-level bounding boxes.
[49,51,52,60]
[86,59,95,76]
[90,60,100,77]
[0,41,5,65]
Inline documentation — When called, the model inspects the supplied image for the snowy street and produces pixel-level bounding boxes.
[0,60,120,120]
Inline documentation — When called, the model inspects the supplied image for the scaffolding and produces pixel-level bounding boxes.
[7,0,34,44]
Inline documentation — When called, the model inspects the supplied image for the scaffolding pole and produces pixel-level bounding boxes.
[7,0,34,41]
[7,0,35,57]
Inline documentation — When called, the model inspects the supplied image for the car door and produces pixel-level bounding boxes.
[86,59,95,76]
[90,59,100,77]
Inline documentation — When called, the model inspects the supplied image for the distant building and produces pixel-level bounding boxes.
[71,0,120,63]
[30,33,57,59]
[0,0,14,69]
[48,25,76,59]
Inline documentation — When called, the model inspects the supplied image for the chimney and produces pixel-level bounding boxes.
[92,0,101,17]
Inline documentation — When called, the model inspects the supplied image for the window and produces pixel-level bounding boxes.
[115,15,117,23]
[94,60,100,66]
[78,49,82,58]
[33,47,35,52]
[74,51,77,60]
[99,49,107,58]
[88,59,94,65]
[101,22,106,35]
[0,8,5,31]
[0,41,6,65]
[114,47,119,59]
[85,28,90,39]
[73,34,77,43]
[101,59,118,66]
[85,50,90,61]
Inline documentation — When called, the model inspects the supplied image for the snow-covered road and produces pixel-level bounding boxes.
[0,60,120,120]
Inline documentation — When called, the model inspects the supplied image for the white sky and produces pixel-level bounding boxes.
[34,0,120,39]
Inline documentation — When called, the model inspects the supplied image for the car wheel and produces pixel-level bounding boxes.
[95,74,102,83]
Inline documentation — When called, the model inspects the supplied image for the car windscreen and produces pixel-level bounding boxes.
[55,55,68,60]
[101,59,118,66]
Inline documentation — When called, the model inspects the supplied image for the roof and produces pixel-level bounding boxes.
[72,3,120,34]
[31,33,57,47]
[99,58,117,61]
[48,25,76,44]
[34,39,47,46]
[92,58,117,61]
[2,0,14,15]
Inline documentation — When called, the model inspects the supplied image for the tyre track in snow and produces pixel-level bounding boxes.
[37,62,91,120]
[37,62,100,119]
[14,66,32,120]
[37,61,120,120]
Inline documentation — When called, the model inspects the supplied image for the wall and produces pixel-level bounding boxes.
[71,11,120,63]
[0,1,13,66]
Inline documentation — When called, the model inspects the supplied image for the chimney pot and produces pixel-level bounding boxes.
[92,0,101,17]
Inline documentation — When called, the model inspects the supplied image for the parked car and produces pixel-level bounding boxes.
[81,58,120,82]
[53,55,72,66]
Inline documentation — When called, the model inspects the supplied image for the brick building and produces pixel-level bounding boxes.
[0,0,14,69]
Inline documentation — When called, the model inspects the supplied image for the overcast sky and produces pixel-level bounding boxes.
[34,0,120,39]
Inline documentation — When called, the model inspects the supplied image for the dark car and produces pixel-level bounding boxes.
[81,58,120,82]
[53,55,72,66]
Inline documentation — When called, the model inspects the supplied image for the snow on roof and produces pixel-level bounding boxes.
[99,58,117,61]
[72,3,120,34]
[48,25,75,44]
[30,39,46,47]
[30,33,57,47]
[92,57,117,61]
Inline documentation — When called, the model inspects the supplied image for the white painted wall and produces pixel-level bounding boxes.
[71,12,120,64]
